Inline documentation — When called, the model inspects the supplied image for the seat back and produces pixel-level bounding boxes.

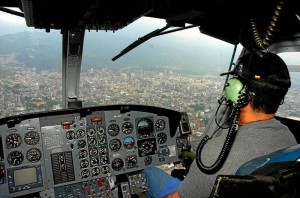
[236,144,300,176]
[210,144,300,198]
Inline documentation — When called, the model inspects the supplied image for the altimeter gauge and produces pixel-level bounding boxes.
[24,131,40,145]
[107,124,120,136]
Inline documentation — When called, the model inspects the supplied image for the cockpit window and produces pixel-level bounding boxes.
[80,17,242,137]
[0,15,243,138]
[277,52,300,119]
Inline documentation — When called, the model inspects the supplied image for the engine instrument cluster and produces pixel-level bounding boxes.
[0,105,191,197]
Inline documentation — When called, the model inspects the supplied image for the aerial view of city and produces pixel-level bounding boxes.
[0,54,224,144]
[0,15,299,151]
[1,53,300,150]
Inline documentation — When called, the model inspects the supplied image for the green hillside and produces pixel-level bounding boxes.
[0,30,236,75]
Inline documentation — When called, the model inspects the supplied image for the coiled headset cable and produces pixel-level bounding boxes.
[195,89,248,174]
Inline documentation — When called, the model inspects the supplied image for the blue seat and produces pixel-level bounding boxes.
[210,145,300,198]
[236,144,300,176]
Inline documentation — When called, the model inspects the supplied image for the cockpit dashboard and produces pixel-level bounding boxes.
[0,104,191,198]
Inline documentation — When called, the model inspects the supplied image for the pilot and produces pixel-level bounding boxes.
[144,52,297,198]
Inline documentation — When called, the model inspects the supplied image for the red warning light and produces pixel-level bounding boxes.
[61,120,74,126]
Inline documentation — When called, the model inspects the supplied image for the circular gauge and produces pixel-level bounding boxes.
[89,147,98,157]
[100,155,109,165]
[107,124,120,136]
[123,136,135,149]
[80,159,89,169]
[90,157,99,166]
[88,138,97,146]
[144,156,152,166]
[122,122,133,134]
[79,149,88,159]
[66,130,75,140]
[98,136,106,144]
[26,148,42,162]
[6,133,22,148]
[7,151,24,166]
[99,146,108,155]
[157,132,167,144]
[138,140,156,157]
[87,128,96,136]
[155,119,166,131]
[137,118,154,138]
[111,158,124,171]
[92,167,100,176]
[101,166,110,174]
[126,155,138,169]
[96,127,105,137]
[109,139,121,151]
[81,169,90,178]
[24,131,40,145]
[76,129,85,138]
[78,140,86,148]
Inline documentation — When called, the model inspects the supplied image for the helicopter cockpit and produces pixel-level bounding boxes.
[0,0,300,197]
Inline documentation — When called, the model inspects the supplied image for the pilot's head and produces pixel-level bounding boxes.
[225,52,291,114]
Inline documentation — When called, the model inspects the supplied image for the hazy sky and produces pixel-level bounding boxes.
[0,8,228,47]
[0,8,298,65]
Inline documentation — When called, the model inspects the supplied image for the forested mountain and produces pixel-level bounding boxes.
[0,28,236,74]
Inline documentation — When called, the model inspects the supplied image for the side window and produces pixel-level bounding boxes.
[277,52,300,119]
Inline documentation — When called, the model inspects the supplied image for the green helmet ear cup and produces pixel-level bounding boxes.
[225,78,244,105]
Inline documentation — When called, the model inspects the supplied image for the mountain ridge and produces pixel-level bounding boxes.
[0,29,237,75]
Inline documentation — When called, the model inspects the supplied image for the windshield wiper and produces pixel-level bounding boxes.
[112,24,170,61]
[112,24,198,61]
[0,7,24,17]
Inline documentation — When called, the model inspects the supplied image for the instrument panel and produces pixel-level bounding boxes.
[0,105,191,197]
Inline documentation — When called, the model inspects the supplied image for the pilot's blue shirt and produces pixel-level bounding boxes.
[178,118,297,198]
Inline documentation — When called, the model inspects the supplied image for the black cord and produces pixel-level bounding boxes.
[214,100,234,130]
[196,107,240,174]
[195,95,244,174]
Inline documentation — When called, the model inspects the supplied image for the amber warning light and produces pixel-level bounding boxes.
[91,116,103,123]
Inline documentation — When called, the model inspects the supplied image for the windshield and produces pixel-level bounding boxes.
[0,15,242,132]
[1,12,300,150]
